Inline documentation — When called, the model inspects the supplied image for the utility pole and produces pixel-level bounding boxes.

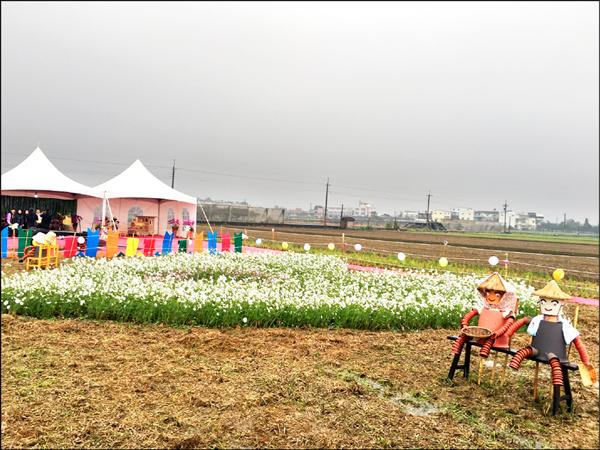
[503,201,508,233]
[323,177,329,226]
[426,191,432,228]
[563,213,567,233]
[171,159,176,188]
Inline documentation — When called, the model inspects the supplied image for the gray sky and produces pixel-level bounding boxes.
[2,1,598,223]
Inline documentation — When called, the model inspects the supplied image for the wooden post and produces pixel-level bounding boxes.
[567,304,581,358]
[490,352,498,382]
[342,233,345,252]
[504,252,509,278]
[500,353,509,385]
[477,358,484,385]
[533,362,540,401]
[272,228,275,242]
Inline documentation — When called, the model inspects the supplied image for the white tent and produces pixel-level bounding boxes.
[1,147,101,199]
[77,159,198,236]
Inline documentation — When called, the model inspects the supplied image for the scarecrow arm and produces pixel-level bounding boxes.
[505,316,531,338]
[491,317,514,338]
[460,309,479,328]
[573,336,590,365]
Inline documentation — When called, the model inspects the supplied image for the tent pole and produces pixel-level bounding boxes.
[106,198,116,231]
[157,200,161,235]
[101,191,107,231]
[198,201,213,233]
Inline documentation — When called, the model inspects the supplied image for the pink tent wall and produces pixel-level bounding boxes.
[77,198,197,237]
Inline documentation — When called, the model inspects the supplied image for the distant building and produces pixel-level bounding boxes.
[451,208,475,221]
[431,210,451,221]
[498,210,543,231]
[400,210,420,220]
[356,201,376,217]
[474,210,500,222]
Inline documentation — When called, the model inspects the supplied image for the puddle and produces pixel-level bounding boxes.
[336,368,440,417]
[389,393,440,417]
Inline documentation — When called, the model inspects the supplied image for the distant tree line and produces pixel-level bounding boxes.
[537,218,598,234]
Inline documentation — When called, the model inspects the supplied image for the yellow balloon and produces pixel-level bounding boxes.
[438,257,448,268]
[282,242,289,250]
[553,269,565,281]
[327,243,335,251]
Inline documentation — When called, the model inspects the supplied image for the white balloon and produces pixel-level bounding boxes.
[255,238,262,246]
[77,237,85,244]
[354,243,362,251]
[304,243,311,251]
[488,256,499,266]
[397,252,406,261]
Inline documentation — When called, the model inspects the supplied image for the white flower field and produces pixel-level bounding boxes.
[1,252,539,329]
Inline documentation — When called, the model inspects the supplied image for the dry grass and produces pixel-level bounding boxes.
[2,307,598,449]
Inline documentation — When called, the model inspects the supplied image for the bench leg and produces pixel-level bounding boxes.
[552,385,561,415]
[562,366,573,412]
[464,342,472,379]
[448,353,462,381]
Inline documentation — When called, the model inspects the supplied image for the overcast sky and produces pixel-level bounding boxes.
[2,1,598,223]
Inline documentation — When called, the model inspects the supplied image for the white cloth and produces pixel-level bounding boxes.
[527,315,579,345]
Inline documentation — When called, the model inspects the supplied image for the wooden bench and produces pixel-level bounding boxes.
[447,335,578,414]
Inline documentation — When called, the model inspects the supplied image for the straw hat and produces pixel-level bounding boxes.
[477,272,506,293]
[532,280,572,301]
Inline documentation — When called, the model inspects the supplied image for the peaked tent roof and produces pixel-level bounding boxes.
[94,159,197,204]
[1,147,101,197]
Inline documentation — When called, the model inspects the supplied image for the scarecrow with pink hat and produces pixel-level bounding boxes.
[450,272,523,358]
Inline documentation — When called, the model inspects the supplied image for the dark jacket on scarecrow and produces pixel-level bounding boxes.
[509,281,596,386]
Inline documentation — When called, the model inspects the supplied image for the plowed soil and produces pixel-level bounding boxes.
[2,307,598,449]
[209,226,599,283]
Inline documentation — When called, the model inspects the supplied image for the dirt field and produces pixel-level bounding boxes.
[205,226,599,283]
[2,307,598,449]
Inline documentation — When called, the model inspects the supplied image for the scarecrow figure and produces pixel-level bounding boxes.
[450,272,522,360]
[509,280,597,413]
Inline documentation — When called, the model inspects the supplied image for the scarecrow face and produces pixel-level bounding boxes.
[483,289,504,306]
[538,298,562,316]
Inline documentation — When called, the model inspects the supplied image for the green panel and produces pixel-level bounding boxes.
[178,239,187,253]
[17,228,33,258]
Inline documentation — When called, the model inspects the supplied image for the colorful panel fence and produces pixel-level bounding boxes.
[85,229,100,258]
[1,227,8,258]
[193,231,204,253]
[126,237,140,257]
[208,231,217,254]
[234,232,243,253]
[17,229,33,258]
[63,236,78,258]
[106,231,119,258]
[161,231,173,255]
[221,233,231,252]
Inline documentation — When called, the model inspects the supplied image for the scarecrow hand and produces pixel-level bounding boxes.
[578,363,598,387]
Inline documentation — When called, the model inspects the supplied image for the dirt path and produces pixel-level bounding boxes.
[2,310,598,449]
